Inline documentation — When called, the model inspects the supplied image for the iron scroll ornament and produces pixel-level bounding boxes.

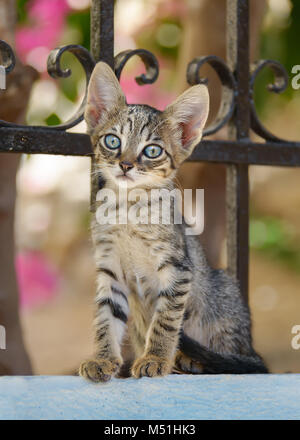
[115,53,291,142]
[114,52,238,138]
[0,39,291,141]
[249,59,289,142]
[187,55,237,137]
[0,41,159,130]
[114,49,159,85]
[0,41,95,130]
[46,45,95,130]
[0,39,16,74]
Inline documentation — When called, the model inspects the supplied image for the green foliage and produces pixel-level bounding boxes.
[250,216,300,272]
[58,52,83,102]
[17,0,30,23]
[59,11,91,104]
[45,113,61,126]
[284,0,300,75]
[255,0,300,113]
[67,10,91,51]
[136,17,182,60]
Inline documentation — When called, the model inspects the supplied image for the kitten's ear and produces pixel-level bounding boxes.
[85,61,126,133]
[164,84,209,160]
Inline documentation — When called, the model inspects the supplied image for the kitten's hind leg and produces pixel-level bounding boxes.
[79,268,129,383]
[174,350,203,374]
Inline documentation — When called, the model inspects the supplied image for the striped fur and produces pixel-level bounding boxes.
[79,62,267,382]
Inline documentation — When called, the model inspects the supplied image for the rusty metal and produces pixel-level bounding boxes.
[91,0,114,67]
[0,126,91,156]
[0,43,95,130]
[0,39,15,73]
[187,55,237,137]
[90,0,115,211]
[226,0,250,301]
[1,131,300,168]
[114,49,159,85]
[250,59,289,142]
[46,45,95,130]
[0,0,299,302]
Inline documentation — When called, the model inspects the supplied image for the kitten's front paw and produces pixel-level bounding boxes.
[131,355,171,378]
[79,357,122,383]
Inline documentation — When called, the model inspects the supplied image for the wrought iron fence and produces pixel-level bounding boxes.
[0,0,300,302]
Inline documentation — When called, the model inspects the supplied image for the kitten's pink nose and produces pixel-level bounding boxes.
[119,161,134,173]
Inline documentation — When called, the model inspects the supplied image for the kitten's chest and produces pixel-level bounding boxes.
[116,226,159,278]
[93,222,169,323]
[94,220,163,274]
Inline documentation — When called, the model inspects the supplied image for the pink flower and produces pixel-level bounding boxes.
[120,59,176,110]
[121,78,174,110]
[16,0,70,68]
[157,0,187,18]
[16,251,60,309]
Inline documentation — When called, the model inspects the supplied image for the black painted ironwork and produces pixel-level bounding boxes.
[0,0,299,301]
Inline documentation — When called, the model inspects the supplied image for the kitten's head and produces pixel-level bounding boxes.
[85,62,209,189]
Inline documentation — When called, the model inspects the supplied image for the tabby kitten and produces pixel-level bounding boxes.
[79,62,267,382]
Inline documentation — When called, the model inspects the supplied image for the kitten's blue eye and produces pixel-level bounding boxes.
[104,134,121,150]
[143,145,163,159]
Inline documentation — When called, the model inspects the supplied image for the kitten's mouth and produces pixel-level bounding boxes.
[116,173,134,182]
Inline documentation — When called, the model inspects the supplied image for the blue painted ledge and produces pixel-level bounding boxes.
[0,374,299,420]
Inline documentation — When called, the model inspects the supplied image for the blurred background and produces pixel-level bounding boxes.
[1,0,300,374]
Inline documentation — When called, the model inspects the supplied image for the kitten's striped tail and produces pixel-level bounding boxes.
[179,332,268,374]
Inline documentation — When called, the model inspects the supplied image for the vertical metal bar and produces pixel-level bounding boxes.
[226,0,250,302]
[90,0,114,210]
[90,0,114,66]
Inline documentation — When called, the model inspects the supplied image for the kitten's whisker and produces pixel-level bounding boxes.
[173,176,185,194]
